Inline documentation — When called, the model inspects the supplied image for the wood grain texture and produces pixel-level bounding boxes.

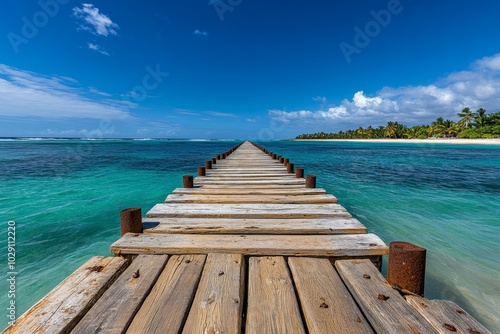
[194,178,306,185]
[246,256,305,334]
[142,217,367,235]
[71,254,169,334]
[164,194,338,204]
[3,256,128,334]
[172,187,327,195]
[111,233,387,257]
[126,255,206,334]
[288,257,374,334]
[182,254,245,334]
[146,203,350,219]
[335,259,437,333]
[406,296,493,334]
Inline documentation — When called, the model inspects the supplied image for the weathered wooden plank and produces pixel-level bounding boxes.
[203,173,292,178]
[146,203,350,219]
[142,217,367,234]
[288,257,374,334]
[126,255,206,334]
[194,178,306,185]
[172,187,327,195]
[406,296,493,334]
[164,193,338,204]
[3,256,128,334]
[335,259,437,333]
[111,233,388,257]
[71,255,169,334]
[197,184,306,189]
[246,256,305,334]
[182,254,245,334]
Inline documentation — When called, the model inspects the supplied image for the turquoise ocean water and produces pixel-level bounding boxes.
[1,139,499,331]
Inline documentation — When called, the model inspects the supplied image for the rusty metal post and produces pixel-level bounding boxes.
[197,167,206,177]
[216,154,222,160]
[295,167,304,178]
[183,175,194,188]
[279,157,284,163]
[205,160,212,169]
[272,153,277,159]
[287,163,294,173]
[387,242,426,296]
[120,208,142,236]
[212,157,217,164]
[283,158,289,165]
[305,175,316,188]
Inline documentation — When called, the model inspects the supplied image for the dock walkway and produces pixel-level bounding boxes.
[3,142,491,334]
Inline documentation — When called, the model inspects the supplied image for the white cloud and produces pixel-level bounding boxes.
[42,128,119,137]
[269,53,500,127]
[312,96,327,104]
[194,29,208,36]
[208,111,238,118]
[87,42,109,56]
[73,4,119,36]
[246,118,257,123]
[0,64,131,120]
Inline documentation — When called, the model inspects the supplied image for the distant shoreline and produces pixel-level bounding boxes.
[293,138,500,145]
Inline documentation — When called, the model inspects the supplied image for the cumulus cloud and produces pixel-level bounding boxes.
[269,53,500,127]
[0,64,130,119]
[87,42,109,56]
[194,29,208,36]
[73,4,119,36]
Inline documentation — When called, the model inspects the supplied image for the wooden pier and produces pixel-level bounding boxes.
[3,142,491,333]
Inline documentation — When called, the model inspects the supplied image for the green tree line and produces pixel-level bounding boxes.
[295,108,500,140]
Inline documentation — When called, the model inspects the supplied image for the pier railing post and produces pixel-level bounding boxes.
[387,241,426,296]
[295,167,304,178]
[120,208,142,236]
[305,175,316,188]
[183,175,194,188]
[283,158,289,166]
[205,160,212,169]
[197,167,206,177]
[287,163,294,173]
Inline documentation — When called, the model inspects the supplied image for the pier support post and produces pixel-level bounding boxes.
[279,157,284,163]
[387,241,426,296]
[205,160,212,169]
[120,208,142,236]
[295,167,304,178]
[287,163,294,173]
[212,157,217,164]
[283,158,289,165]
[272,154,277,159]
[183,175,194,188]
[305,175,316,188]
[197,167,206,177]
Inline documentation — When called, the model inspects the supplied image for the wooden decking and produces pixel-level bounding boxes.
[3,141,492,334]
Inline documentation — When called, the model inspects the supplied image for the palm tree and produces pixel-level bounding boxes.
[457,107,473,129]
[474,108,488,128]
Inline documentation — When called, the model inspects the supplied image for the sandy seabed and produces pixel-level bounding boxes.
[294,138,500,145]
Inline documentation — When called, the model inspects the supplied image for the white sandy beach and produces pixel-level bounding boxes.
[294,138,500,145]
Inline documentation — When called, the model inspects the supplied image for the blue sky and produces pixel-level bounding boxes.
[1,0,500,139]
